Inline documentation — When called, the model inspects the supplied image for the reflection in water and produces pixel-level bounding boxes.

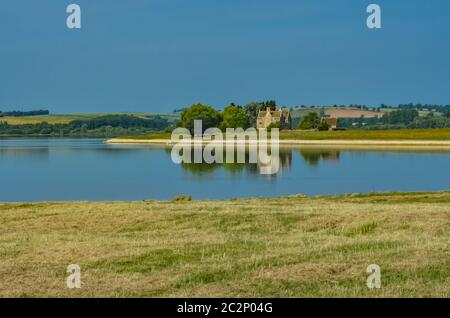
[180,149,293,176]
[179,147,344,175]
[0,147,50,161]
[298,149,340,166]
[1,138,450,201]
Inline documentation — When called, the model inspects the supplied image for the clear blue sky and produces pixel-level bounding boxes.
[1,0,450,113]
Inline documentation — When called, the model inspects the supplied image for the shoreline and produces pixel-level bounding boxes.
[105,138,450,147]
[2,190,450,204]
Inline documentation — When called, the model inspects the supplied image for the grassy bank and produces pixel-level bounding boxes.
[1,191,449,297]
[119,128,450,141]
[278,128,450,140]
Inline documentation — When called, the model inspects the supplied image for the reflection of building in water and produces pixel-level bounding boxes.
[280,150,292,170]
[178,148,340,175]
[257,149,291,175]
[299,149,340,166]
[179,148,292,176]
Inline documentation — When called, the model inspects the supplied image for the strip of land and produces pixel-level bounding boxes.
[106,128,450,147]
[1,191,449,297]
[106,138,450,147]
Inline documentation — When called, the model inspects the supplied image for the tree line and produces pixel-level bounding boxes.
[176,101,280,133]
[0,114,169,137]
[338,108,450,129]
[0,110,49,117]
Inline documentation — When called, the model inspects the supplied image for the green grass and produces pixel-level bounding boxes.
[0,191,449,297]
[278,128,450,140]
[118,128,450,141]
[0,114,90,125]
[119,132,173,140]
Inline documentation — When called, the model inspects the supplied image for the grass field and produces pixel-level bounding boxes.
[0,114,88,125]
[0,113,180,125]
[0,191,449,297]
[278,128,450,140]
[119,128,450,141]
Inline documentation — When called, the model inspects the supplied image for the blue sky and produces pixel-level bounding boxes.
[1,0,450,113]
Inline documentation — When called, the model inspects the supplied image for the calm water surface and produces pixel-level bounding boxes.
[1,138,450,201]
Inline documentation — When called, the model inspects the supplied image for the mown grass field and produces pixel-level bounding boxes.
[0,112,180,125]
[0,115,87,125]
[120,128,450,141]
[0,191,449,297]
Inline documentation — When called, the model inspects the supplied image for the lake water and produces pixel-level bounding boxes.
[1,138,450,201]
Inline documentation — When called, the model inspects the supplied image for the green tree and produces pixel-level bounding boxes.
[180,103,222,133]
[220,105,249,130]
[317,120,330,131]
[382,109,419,125]
[298,112,320,129]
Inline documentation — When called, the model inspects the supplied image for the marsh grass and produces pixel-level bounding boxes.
[0,191,449,297]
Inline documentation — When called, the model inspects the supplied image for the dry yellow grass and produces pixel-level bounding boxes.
[0,113,180,126]
[0,191,449,297]
[0,115,79,125]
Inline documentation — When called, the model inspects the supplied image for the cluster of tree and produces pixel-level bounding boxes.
[298,112,330,131]
[70,114,168,130]
[382,109,419,125]
[396,103,450,113]
[180,104,223,133]
[0,110,49,117]
[0,114,170,137]
[292,103,450,114]
[179,101,278,133]
[338,108,450,129]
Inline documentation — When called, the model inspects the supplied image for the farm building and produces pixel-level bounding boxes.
[257,108,292,130]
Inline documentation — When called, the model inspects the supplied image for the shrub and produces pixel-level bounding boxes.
[298,112,320,130]
[318,120,330,131]
[180,104,222,133]
[172,195,192,202]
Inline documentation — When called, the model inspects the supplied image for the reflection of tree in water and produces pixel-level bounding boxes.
[0,147,50,161]
[278,149,292,171]
[299,149,340,166]
[181,162,220,176]
[179,148,292,176]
